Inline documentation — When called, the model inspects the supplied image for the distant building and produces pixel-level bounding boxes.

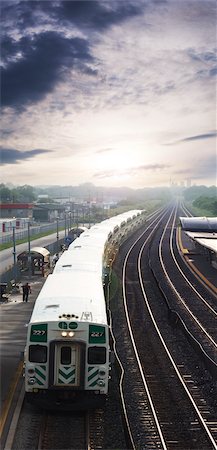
[37,194,49,200]
[0,218,16,233]
[0,203,33,219]
[33,203,66,222]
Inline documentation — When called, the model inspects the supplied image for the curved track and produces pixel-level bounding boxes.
[111,203,217,449]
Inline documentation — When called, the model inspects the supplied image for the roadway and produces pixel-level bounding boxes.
[0,230,66,276]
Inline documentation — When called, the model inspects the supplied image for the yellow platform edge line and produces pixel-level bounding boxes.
[177,226,189,254]
[0,361,23,437]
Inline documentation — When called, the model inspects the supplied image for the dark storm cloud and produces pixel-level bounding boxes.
[1,0,145,110]
[1,32,94,109]
[0,148,51,165]
[1,0,144,34]
[57,1,143,30]
[165,131,217,145]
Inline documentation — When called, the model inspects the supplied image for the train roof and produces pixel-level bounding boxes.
[29,272,107,325]
[68,232,108,251]
[54,247,103,274]
[29,210,144,327]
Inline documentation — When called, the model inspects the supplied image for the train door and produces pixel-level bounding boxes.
[49,342,83,387]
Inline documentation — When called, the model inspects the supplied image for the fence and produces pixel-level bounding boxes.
[0,220,66,245]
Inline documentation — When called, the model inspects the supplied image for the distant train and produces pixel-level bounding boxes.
[24,210,145,410]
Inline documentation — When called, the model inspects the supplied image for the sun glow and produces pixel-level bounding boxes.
[94,149,135,173]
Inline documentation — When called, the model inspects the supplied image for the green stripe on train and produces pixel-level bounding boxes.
[88,369,99,382]
[59,368,75,380]
[35,366,46,381]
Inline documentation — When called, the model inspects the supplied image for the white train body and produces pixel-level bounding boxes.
[24,210,145,409]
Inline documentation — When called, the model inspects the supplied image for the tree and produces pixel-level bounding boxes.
[193,196,217,215]
[0,184,12,202]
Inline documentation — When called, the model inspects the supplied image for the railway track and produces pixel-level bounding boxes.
[111,204,217,449]
[155,204,217,364]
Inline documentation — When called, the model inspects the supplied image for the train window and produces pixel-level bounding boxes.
[88,347,106,364]
[29,345,47,363]
[61,346,71,365]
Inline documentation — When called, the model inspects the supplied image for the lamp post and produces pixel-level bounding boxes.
[68,211,72,233]
[12,225,17,282]
[56,216,59,254]
[27,220,31,274]
[64,212,67,239]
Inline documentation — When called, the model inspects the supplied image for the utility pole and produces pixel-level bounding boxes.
[64,212,67,239]
[27,221,31,274]
[12,225,17,282]
[56,216,59,254]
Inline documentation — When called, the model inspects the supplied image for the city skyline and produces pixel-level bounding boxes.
[1,0,217,188]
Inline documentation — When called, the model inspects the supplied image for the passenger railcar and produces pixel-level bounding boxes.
[24,210,145,410]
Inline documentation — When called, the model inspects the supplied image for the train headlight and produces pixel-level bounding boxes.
[61,331,75,337]
[97,379,105,387]
[28,368,35,375]
[99,368,106,377]
[28,378,36,385]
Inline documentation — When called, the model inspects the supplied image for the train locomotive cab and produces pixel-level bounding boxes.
[25,318,110,410]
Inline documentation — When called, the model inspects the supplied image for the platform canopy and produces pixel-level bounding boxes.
[179,217,217,232]
[18,247,50,260]
[31,247,50,257]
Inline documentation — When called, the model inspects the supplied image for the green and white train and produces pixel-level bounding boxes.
[24,210,145,409]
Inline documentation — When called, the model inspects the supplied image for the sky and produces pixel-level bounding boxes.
[1,0,217,189]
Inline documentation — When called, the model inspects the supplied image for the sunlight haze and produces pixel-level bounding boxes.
[1,0,216,188]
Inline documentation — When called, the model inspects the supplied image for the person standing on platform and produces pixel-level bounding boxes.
[22,282,31,302]
[52,253,59,267]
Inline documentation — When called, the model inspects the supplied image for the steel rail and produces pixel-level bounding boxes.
[107,206,170,450]
[179,202,193,217]
[122,207,170,450]
[137,210,217,450]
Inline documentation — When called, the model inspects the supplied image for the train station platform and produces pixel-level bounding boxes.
[179,229,217,294]
[0,273,47,416]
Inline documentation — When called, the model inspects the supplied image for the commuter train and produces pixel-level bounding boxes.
[24,210,145,410]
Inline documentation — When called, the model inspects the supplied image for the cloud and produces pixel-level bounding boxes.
[188,48,217,64]
[95,148,113,154]
[1,0,144,36]
[94,163,171,178]
[165,131,217,145]
[57,1,143,30]
[1,32,95,109]
[174,153,217,180]
[0,148,51,165]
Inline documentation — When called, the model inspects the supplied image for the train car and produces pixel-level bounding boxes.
[24,210,145,410]
[24,270,109,410]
